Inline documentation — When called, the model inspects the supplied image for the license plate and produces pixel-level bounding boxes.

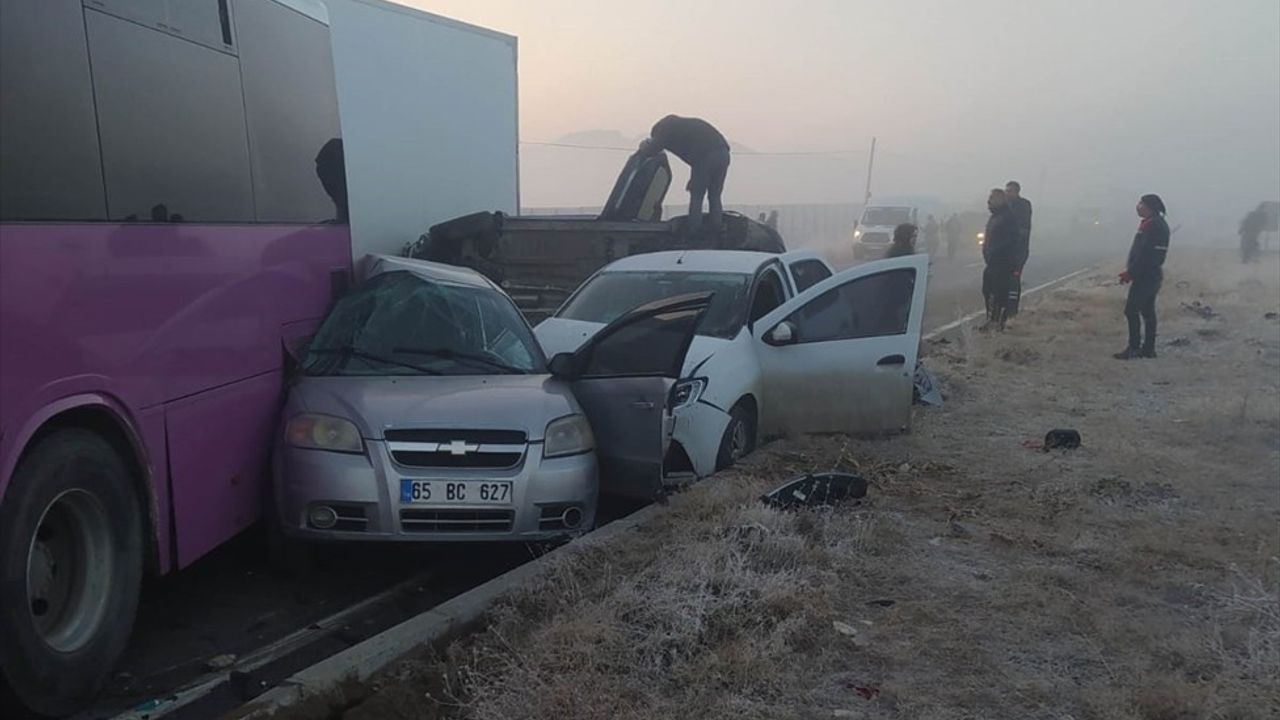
[399,480,512,505]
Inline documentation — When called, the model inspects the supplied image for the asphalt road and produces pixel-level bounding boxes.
[80,245,1113,720]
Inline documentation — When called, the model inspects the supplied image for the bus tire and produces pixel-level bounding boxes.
[0,429,144,718]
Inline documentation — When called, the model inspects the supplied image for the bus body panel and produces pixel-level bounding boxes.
[0,222,350,569]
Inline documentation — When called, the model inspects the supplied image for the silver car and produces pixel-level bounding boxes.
[273,255,708,544]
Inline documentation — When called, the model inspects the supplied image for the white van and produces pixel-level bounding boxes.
[852,205,918,260]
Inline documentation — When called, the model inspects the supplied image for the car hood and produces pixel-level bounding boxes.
[535,317,732,378]
[288,374,578,441]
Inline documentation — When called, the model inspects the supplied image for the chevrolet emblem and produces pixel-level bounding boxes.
[443,440,479,456]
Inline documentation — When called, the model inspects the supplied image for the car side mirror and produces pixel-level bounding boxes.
[764,321,797,346]
[548,352,577,379]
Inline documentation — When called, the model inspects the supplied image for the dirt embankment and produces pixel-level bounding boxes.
[277,249,1280,720]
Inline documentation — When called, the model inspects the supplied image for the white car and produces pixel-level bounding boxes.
[535,250,931,479]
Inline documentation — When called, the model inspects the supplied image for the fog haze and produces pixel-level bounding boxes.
[408,0,1280,220]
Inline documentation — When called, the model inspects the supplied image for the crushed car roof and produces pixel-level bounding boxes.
[601,250,784,275]
[358,254,498,290]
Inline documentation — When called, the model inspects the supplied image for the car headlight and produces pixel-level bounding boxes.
[853,229,863,239]
[286,414,364,454]
[544,414,595,458]
[671,378,707,410]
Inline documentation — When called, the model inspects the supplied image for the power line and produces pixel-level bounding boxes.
[519,140,865,157]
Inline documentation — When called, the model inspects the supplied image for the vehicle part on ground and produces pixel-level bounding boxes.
[1043,429,1082,451]
[716,401,757,471]
[760,472,869,510]
[0,430,144,717]
[913,363,944,406]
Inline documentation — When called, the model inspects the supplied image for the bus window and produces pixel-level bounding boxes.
[0,0,107,221]
[235,0,343,222]
[87,8,255,222]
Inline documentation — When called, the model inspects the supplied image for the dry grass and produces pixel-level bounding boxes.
[275,249,1280,720]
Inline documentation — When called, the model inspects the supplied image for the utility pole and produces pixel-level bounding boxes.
[863,136,877,205]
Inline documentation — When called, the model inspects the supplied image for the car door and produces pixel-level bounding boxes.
[751,254,929,437]
[598,150,672,222]
[557,292,710,500]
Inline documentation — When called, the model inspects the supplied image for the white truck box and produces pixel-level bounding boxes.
[326,0,519,259]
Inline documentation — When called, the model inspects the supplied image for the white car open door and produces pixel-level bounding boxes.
[549,293,711,501]
[751,254,929,436]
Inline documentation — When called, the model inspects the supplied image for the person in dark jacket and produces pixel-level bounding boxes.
[981,189,1020,331]
[923,215,940,256]
[1114,194,1171,359]
[639,115,731,236]
[1239,203,1266,264]
[944,213,962,259]
[886,223,918,258]
[1005,181,1032,317]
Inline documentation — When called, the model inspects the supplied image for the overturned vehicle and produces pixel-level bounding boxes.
[408,150,787,321]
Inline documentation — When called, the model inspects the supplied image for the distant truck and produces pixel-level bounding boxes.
[412,150,786,321]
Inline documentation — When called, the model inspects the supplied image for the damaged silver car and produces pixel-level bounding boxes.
[272,256,707,545]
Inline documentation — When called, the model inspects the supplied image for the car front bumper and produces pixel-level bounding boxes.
[670,400,732,479]
[274,440,598,543]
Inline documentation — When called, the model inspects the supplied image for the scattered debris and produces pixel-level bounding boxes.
[897,463,912,474]
[1168,336,1191,347]
[1196,328,1224,340]
[913,364,944,406]
[760,473,868,509]
[205,653,237,671]
[1265,311,1278,320]
[832,620,860,638]
[1181,300,1218,319]
[1043,429,1081,451]
[1021,439,1045,450]
[853,685,882,700]
[866,599,896,608]
[949,521,972,538]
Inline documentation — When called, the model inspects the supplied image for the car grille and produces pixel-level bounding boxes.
[400,508,514,533]
[385,429,528,444]
[385,429,528,469]
[860,232,891,244]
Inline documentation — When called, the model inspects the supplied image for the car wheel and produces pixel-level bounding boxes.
[716,403,757,471]
[0,429,144,718]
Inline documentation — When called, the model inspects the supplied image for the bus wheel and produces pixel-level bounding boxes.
[0,429,144,717]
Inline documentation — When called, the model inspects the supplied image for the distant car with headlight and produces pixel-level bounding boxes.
[535,250,930,480]
[273,255,707,545]
[853,205,918,260]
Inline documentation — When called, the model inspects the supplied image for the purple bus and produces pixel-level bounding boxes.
[0,1,351,714]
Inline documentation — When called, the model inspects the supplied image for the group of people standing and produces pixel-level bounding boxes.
[978,181,1033,331]
[641,113,1180,360]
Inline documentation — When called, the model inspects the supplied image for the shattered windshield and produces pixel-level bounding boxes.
[862,208,912,226]
[303,271,545,377]
[558,271,750,339]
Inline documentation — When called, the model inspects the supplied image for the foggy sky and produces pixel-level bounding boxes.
[408,0,1280,218]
